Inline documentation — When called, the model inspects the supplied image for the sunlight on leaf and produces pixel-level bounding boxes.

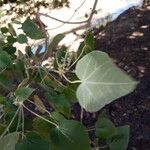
[75,51,138,112]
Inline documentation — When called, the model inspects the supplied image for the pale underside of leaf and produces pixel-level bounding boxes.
[0,132,19,150]
[75,51,138,112]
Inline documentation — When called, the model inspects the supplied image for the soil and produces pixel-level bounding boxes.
[76,6,150,150]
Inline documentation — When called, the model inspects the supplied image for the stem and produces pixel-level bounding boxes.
[0,107,20,139]
[16,108,22,132]
[23,104,58,127]
[68,44,85,70]
[21,107,25,139]
[62,74,81,84]
[0,68,6,74]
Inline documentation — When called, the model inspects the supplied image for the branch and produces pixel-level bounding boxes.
[38,13,87,25]
[87,0,98,24]
[38,0,87,26]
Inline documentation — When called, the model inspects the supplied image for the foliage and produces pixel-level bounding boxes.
[0,16,137,150]
[0,0,69,25]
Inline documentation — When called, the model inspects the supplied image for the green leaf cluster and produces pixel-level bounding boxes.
[0,20,137,150]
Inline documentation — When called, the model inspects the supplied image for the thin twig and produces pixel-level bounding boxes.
[21,106,25,139]
[23,104,58,127]
[39,13,87,25]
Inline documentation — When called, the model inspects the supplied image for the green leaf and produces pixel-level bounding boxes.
[63,84,77,103]
[85,32,94,50]
[95,116,117,139]
[3,45,16,55]
[16,132,51,150]
[75,51,137,112]
[44,34,65,58]
[1,27,9,33]
[13,59,25,81]
[50,120,90,150]
[25,46,33,57]
[51,111,66,122]
[15,87,34,101]
[17,34,28,44]
[107,125,130,150]
[0,124,6,135]
[7,36,17,44]
[45,91,70,117]
[22,18,46,39]
[0,132,19,150]
[0,51,12,69]
[0,96,6,105]
[33,117,53,140]
[0,74,13,90]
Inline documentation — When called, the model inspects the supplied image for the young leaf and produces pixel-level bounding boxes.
[85,32,94,50]
[107,125,130,150]
[0,51,12,69]
[0,132,19,150]
[75,51,137,112]
[44,34,65,58]
[15,87,34,101]
[22,18,46,39]
[95,116,117,139]
[17,34,28,44]
[49,120,90,150]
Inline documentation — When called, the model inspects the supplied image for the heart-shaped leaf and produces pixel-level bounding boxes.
[17,34,28,44]
[95,116,117,139]
[49,120,90,150]
[22,18,46,39]
[75,51,137,112]
[107,125,130,150]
